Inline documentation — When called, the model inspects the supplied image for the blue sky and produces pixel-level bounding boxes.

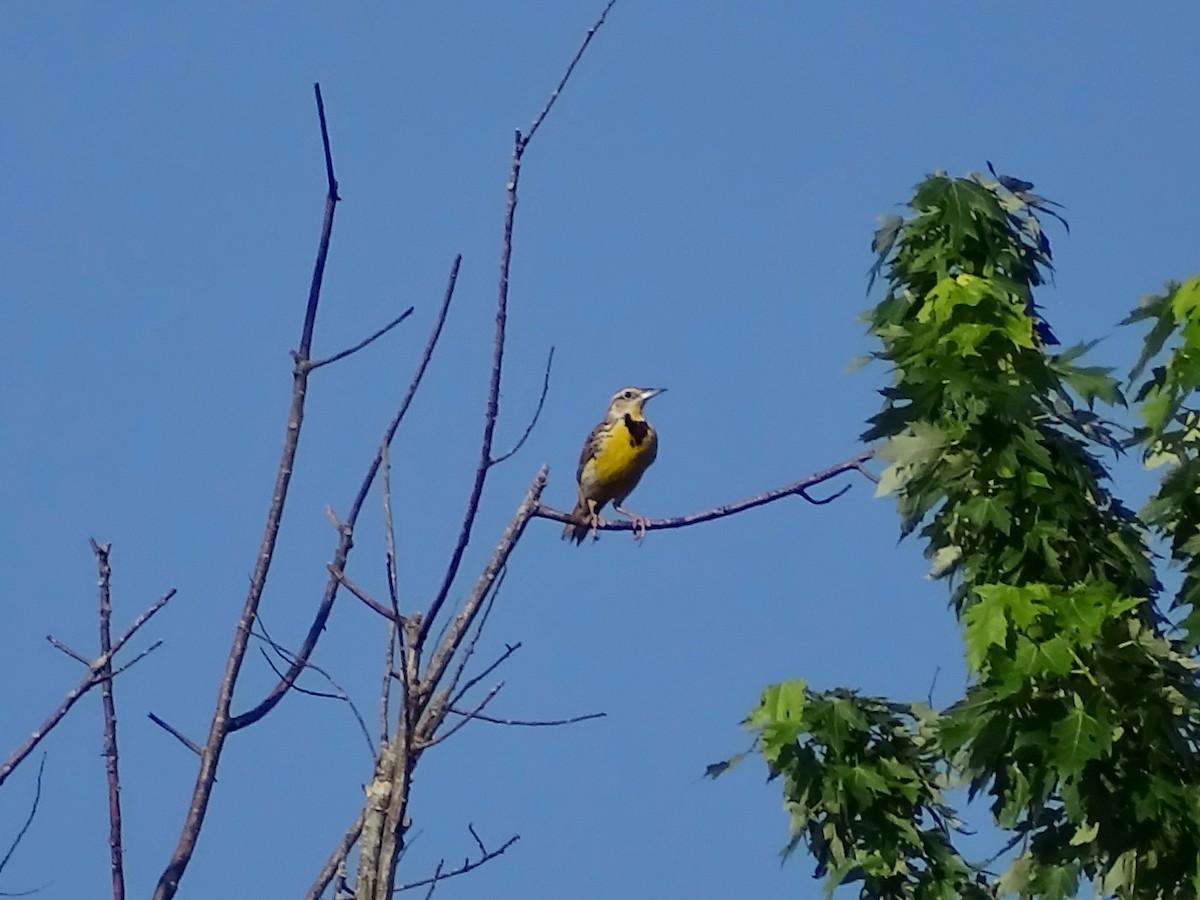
[3,3,1199,898]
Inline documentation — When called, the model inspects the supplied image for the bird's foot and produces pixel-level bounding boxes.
[615,505,651,542]
[587,500,605,541]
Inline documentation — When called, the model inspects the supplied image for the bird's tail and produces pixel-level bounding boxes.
[562,500,591,545]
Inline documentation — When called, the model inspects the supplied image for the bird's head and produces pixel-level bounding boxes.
[606,386,666,420]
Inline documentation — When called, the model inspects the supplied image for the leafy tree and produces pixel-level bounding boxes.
[718,169,1200,899]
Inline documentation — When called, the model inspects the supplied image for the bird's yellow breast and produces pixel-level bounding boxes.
[588,417,658,496]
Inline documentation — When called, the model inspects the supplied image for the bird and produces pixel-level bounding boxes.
[564,386,665,544]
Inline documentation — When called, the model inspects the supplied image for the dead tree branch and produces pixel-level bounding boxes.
[0,755,45,881]
[536,450,877,536]
[491,347,554,465]
[395,829,521,893]
[90,540,126,900]
[146,714,202,757]
[153,81,347,900]
[417,1,614,652]
[445,709,606,728]
[229,254,460,732]
[307,307,415,371]
[1,588,176,789]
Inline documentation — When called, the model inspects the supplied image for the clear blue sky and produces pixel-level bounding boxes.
[3,3,1199,898]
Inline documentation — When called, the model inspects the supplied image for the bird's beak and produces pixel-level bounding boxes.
[641,387,666,401]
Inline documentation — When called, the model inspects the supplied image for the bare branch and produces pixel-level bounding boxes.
[153,82,343,900]
[90,539,126,900]
[448,641,521,714]
[307,307,415,371]
[523,0,618,146]
[304,811,365,900]
[0,755,44,878]
[445,708,606,728]
[396,832,521,893]
[330,566,404,626]
[146,714,202,756]
[230,254,462,733]
[538,450,877,537]
[109,641,163,677]
[491,346,554,465]
[423,684,504,748]
[419,0,617,650]
[379,439,402,746]
[46,636,89,666]
[1,588,176,789]
[251,635,375,761]
[420,470,547,712]
[380,621,398,750]
[443,570,508,708]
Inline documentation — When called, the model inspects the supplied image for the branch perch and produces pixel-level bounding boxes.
[536,450,877,535]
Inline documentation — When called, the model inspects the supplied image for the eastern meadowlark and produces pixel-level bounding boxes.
[564,386,665,544]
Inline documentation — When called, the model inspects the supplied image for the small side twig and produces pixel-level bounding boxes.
[251,628,375,760]
[329,566,403,626]
[306,307,415,371]
[146,714,202,757]
[423,684,504,748]
[491,347,554,465]
[442,570,509,707]
[447,642,521,713]
[0,755,45,879]
[445,708,606,728]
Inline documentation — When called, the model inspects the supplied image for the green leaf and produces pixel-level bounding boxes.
[1050,705,1102,777]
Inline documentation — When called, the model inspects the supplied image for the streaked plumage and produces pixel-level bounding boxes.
[564,386,665,544]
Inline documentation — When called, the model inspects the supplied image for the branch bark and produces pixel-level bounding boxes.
[90,540,126,900]
[153,82,342,900]
[537,450,877,536]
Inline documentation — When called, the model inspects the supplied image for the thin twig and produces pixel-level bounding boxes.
[1,588,177,788]
[538,450,876,536]
[491,347,554,465]
[445,708,606,727]
[423,684,504,748]
[153,83,342,900]
[443,570,508,708]
[420,470,547,717]
[46,637,89,666]
[90,539,126,900]
[307,307,415,371]
[419,861,445,900]
[253,641,375,761]
[523,0,618,146]
[419,0,617,650]
[448,641,521,714]
[396,834,521,892]
[0,755,44,878]
[230,255,461,733]
[109,641,163,677]
[147,713,203,756]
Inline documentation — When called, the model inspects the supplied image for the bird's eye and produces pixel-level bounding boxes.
[622,390,634,400]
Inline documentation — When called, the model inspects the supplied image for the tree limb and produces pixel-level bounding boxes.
[537,450,877,536]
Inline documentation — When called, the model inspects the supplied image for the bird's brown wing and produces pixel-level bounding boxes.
[575,420,608,485]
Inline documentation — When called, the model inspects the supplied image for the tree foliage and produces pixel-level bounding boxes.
[718,169,1200,898]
